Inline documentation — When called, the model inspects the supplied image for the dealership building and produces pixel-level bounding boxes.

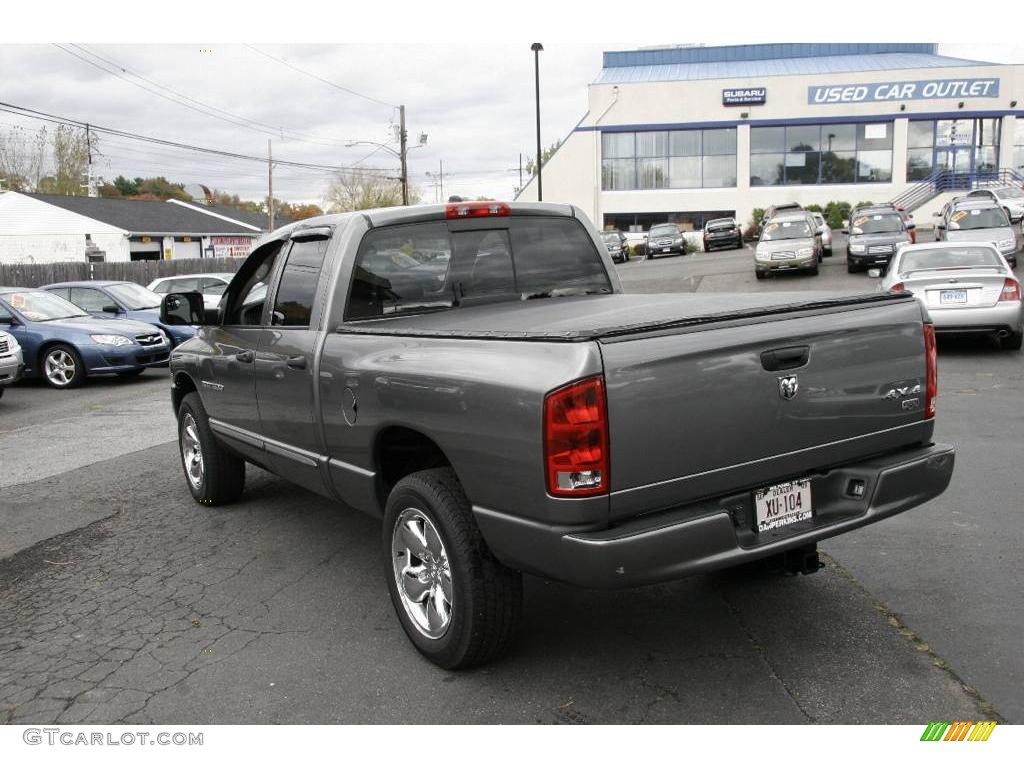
[517,43,1024,233]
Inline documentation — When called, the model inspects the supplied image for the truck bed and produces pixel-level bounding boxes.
[337,292,910,341]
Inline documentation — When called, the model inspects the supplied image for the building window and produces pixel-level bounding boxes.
[750,122,892,186]
[601,128,736,190]
[907,120,935,181]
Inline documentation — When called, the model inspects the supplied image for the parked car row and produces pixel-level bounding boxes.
[0,274,237,395]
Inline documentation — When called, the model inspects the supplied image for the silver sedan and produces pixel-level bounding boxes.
[880,242,1022,350]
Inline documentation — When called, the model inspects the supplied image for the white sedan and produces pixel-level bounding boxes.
[810,212,832,256]
[880,242,1022,350]
[147,273,235,310]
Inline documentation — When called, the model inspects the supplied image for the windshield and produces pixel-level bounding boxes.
[601,232,620,243]
[900,246,1004,274]
[706,219,735,231]
[0,291,90,321]
[851,213,903,235]
[950,207,1010,230]
[106,283,162,310]
[761,219,812,240]
[649,225,678,237]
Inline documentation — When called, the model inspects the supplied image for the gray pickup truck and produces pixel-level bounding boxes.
[159,200,955,669]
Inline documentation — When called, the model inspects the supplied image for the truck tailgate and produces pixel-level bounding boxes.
[600,296,934,520]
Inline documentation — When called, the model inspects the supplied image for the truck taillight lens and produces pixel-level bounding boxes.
[924,323,937,419]
[445,201,511,219]
[999,278,1021,302]
[890,282,905,292]
[544,375,609,497]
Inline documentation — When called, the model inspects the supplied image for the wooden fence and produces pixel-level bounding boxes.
[0,257,247,288]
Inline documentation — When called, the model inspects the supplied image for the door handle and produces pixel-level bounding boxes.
[760,345,810,371]
[286,355,307,370]
[235,350,255,363]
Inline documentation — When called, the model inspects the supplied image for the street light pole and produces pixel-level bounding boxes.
[531,42,544,201]
[399,104,409,206]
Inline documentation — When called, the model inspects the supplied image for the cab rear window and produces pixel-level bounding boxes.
[345,216,611,320]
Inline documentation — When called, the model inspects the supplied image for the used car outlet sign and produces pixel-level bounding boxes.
[808,78,1000,104]
[722,87,766,106]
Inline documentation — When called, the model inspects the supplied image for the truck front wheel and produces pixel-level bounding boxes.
[384,468,523,669]
[177,392,246,505]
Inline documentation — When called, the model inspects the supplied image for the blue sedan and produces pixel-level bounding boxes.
[42,280,196,348]
[0,287,171,389]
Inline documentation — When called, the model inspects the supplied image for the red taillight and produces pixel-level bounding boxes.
[999,278,1021,302]
[544,375,609,497]
[445,201,511,219]
[890,282,906,292]
[923,323,937,419]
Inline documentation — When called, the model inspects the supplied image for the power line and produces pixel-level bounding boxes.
[54,44,361,150]
[0,101,399,175]
[244,45,397,111]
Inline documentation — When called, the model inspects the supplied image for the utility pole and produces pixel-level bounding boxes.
[267,139,275,231]
[531,43,544,201]
[85,123,97,197]
[399,105,409,206]
[438,159,443,202]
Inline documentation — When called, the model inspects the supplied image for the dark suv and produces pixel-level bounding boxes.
[703,217,743,251]
[600,230,630,263]
[846,207,910,273]
[645,223,688,260]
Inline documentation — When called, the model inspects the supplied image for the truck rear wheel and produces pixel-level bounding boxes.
[1001,330,1023,351]
[177,392,246,505]
[384,468,523,669]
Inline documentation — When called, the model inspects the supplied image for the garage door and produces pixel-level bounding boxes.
[175,240,201,260]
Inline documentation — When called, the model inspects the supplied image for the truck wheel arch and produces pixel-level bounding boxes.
[375,426,456,509]
[172,372,198,415]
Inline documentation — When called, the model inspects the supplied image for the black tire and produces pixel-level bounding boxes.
[847,262,860,274]
[824,247,832,257]
[1001,331,1023,351]
[737,236,744,249]
[0,387,4,399]
[40,343,86,389]
[384,468,523,669]
[809,264,820,276]
[116,368,145,379]
[177,391,245,505]
[755,271,766,280]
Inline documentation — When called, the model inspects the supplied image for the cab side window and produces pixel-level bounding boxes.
[270,238,328,327]
[223,241,285,326]
[69,287,112,312]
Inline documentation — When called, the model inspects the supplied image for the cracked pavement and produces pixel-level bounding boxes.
[0,245,1020,723]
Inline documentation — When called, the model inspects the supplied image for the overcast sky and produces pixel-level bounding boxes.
[0,42,1021,206]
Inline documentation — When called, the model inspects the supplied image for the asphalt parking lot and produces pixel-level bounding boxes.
[0,234,1021,725]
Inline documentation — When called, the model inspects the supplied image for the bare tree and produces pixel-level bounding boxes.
[37,124,91,195]
[324,168,420,212]
[0,125,48,192]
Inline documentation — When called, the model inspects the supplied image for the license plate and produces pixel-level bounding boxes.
[662,247,671,253]
[940,289,967,304]
[754,479,813,532]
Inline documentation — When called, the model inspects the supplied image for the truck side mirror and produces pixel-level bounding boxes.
[160,292,205,325]
[102,304,120,314]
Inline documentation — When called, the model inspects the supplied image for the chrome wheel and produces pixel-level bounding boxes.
[391,508,452,639]
[181,413,204,489]
[44,348,77,387]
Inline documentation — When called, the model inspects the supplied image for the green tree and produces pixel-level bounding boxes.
[112,175,141,196]
[525,140,562,176]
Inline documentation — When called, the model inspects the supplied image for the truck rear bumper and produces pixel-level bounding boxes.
[474,442,954,589]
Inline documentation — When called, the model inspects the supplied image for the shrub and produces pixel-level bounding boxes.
[804,203,823,213]
[824,200,851,229]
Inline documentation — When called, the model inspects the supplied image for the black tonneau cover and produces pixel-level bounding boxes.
[336,292,913,342]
